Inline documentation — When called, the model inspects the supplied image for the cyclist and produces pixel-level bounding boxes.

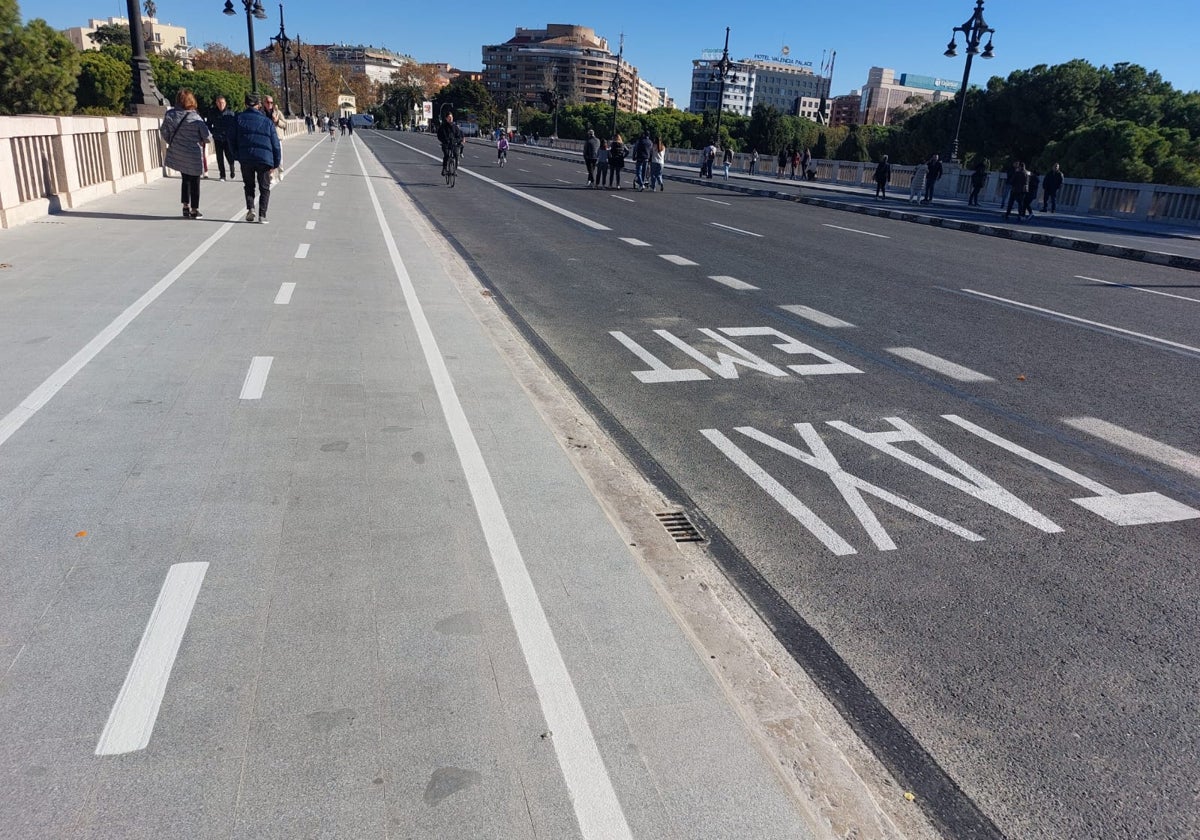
[437,112,464,176]
[496,132,509,166]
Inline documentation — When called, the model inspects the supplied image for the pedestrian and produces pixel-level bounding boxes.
[228,92,281,224]
[999,160,1015,208]
[305,113,314,134]
[968,161,987,206]
[320,114,328,133]
[700,140,716,179]
[347,116,354,135]
[596,138,610,189]
[1003,161,1029,221]
[748,147,758,176]
[262,95,285,183]
[160,88,211,219]
[801,147,813,181]
[583,128,600,187]
[789,147,799,179]
[722,145,733,180]
[608,133,626,188]
[650,136,666,191]
[206,94,236,182]
[777,147,788,178]
[634,130,653,190]
[873,154,891,200]
[328,116,336,141]
[1023,169,1039,219]
[909,160,928,204]
[922,153,942,203]
[1042,163,1064,212]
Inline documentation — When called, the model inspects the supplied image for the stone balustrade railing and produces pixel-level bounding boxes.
[522,136,1200,228]
[0,114,304,229]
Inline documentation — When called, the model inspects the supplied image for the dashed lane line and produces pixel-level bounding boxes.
[711,222,763,238]
[697,197,731,206]
[778,305,856,329]
[822,223,890,239]
[659,254,699,266]
[238,356,274,400]
[619,237,651,247]
[886,348,994,382]
[709,276,758,290]
[274,282,296,304]
[294,243,310,259]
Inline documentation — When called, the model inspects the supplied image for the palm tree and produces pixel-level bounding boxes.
[143,1,157,19]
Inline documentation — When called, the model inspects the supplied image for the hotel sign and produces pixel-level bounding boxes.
[753,53,812,67]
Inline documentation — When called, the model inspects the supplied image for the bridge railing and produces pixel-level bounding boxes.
[0,114,303,229]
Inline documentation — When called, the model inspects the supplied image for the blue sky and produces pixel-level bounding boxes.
[27,1,1200,104]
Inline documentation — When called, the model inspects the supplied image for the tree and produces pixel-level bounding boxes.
[192,42,246,75]
[88,22,130,48]
[75,50,129,113]
[143,0,157,18]
[747,104,789,155]
[433,77,497,130]
[834,124,871,161]
[1,17,79,115]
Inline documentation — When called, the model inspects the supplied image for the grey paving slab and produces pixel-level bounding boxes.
[0,736,99,840]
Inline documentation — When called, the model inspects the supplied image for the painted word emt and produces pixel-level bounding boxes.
[610,327,860,383]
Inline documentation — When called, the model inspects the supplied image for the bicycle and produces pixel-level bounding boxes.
[497,148,507,167]
[442,145,459,187]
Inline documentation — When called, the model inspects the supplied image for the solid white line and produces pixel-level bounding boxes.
[822,223,890,239]
[378,136,612,231]
[961,289,1200,355]
[709,275,758,290]
[518,168,531,172]
[1077,275,1200,304]
[239,356,273,400]
[294,243,310,259]
[659,254,699,266]
[697,197,731,206]
[710,222,763,238]
[779,304,856,329]
[274,282,296,305]
[351,140,632,840]
[305,220,316,230]
[321,182,328,186]
[95,562,208,755]
[619,237,651,247]
[555,178,571,184]
[317,190,326,196]
[312,202,321,210]
[886,347,994,382]
[611,195,635,203]
[1062,417,1200,480]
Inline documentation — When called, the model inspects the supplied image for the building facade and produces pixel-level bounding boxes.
[321,45,415,86]
[482,24,653,114]
[63,16,192,67]
[689,54,831,120]
[830,93,862,127]
[688,55,755,117]
[859,67,958,125]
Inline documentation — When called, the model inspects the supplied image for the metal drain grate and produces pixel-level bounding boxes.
[655,511,704,543]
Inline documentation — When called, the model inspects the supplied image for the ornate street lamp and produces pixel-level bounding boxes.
[291,35,306,117]
[708,27,739,141]
[608,33,624,139]
[124,0,166,114]
[943,0,995,163]
[269,3,292,116]
[223,0,269,94]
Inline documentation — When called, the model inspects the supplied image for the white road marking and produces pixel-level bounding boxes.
[321,182,328,186]
[95,562,208,755]
[619,237,651,247]
[710,222,763,237]
[518,168,531,172]
[274,282,296,305]
[294,243,310,259]
[377,136,612,231]
[961,289,1200,356]
[305,220,316,230]
[719,327,861,375]
[555,178,571,184]
[0,140,338,451]
[779,304,856,329]
[886,347,994,382]
[822,223,890,239]
[1077,275,1200,304]
[658,329,788,378]
[611,195,635,203]
[239,356,274,400]
[352,141,632,840]
[312,202,321,210]
[709,275,758,290]
[659,254,699,266]
[1062,417,1200,481]
[697,197,731,206]
[945,414,1200,525]
[610,332,708,383]
[317,190,325,196]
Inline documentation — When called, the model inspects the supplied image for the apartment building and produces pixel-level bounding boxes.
[859,66,959,125]
[689,53,830,119]
[63,16,192,67]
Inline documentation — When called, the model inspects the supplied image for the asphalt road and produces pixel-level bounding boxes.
[362,132,1200,840]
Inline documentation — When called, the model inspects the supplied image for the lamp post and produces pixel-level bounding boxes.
[943,0,995,163]
[291,35,305,117]
[223,0,269,94]
[608,33,624,139]
[708,27,739,142]
[269,3,292,116]
[124,0,166,114]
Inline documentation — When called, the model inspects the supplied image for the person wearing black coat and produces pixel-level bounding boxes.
[873,155,891,200]
[1042,163,1064,212]
[922,153,943,203]
[968,162,987,206]
[228,93,282,224]
[1004,162,1030,221]
[1022,170,1040,219]
[206,95,237,181]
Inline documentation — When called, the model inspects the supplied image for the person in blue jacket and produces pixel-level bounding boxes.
[228,93,281,224]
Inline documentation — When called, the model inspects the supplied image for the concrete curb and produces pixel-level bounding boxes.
[491,142,1200,273]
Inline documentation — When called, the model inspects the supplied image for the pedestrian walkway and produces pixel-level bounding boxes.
[0,133,918,838]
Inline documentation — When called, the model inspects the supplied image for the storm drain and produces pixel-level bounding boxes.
[655,511,704,543]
